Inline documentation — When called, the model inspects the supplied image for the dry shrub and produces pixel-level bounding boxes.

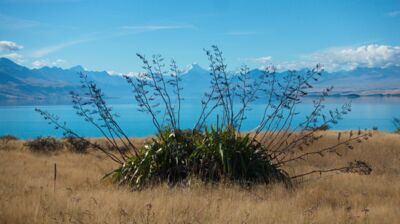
[0,135,18,144]
[24,136,64,153]
[64,137,90,153]
[0,135,20,151]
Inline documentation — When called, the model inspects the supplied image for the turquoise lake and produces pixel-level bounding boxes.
[0,97,399,139]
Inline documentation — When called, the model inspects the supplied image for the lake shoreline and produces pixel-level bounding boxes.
[2,94,400,106]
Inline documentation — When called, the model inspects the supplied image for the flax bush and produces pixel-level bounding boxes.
[37,46,372,189]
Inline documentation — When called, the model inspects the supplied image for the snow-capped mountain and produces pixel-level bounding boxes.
[1,57,399,105]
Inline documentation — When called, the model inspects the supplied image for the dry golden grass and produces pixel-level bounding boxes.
[0,131,399,223]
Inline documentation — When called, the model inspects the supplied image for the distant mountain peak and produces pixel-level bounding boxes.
[69,65,85,72]
[0,57,17,66]
[0,57,25,71]
[182,63,208,75]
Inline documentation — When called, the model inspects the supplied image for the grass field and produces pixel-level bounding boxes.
[0,131,399,223]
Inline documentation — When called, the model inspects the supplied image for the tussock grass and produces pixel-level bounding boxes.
[0,131,399,223]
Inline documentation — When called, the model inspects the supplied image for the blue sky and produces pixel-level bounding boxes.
[1,0,400,73]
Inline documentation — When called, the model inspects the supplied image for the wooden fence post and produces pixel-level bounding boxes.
[54,163,57,193]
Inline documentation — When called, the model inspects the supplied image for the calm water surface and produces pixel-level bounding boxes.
[0,97,399,139]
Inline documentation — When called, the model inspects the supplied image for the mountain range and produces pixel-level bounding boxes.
[1,57,399,105]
